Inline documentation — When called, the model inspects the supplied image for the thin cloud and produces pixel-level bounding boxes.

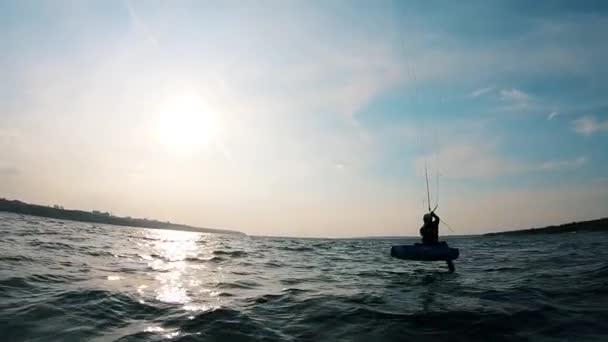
[126,0,159,47]
[571,116,608,136]
[414,141,526,179]
[547,111,559,120]
[470,86,495,98]
[500,88,530,102]
[539,156,588,171]
[415,139,589,179]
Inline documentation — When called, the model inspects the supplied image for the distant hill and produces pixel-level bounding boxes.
[485,217,608,236]
[0,198,244,236]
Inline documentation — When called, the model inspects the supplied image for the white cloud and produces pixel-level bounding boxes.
[547,111,559,120]
[500,88,530,102]
[470,86,495,98]
[571,116,608,136]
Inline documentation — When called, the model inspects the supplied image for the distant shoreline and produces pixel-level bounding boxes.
[485,217,608,236]
[0,198,245,236]
[2,197,605,238]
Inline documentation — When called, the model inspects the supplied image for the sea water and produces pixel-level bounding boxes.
[1,212,607,341]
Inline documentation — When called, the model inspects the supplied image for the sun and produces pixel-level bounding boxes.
[156,94,220,152]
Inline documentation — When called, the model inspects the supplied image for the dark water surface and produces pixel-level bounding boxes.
[1,212,607,341]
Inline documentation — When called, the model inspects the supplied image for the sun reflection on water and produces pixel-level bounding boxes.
[138,228,224,310]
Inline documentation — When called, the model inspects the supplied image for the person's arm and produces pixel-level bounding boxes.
[431,212,440,224]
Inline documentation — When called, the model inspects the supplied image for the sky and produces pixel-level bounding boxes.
[1,0,608,237]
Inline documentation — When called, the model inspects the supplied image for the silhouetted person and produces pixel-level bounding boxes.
[420,211,439,244]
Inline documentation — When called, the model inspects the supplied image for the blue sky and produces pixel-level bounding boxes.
[1,1,607,237]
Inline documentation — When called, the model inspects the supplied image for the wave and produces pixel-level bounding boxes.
[158,308,287,342]
[0,273,85,291]
[0,276,34,293]
[215,280,260,290]
[28,240,74,250]
[85,250,119,258]
[212,250,247,258]
[263,261,285,268]
[0,255,37,263]
[277,246,315,252]
[185,256,225,263]
[279,278,305,285]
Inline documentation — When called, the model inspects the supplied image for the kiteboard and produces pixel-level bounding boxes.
[391,243,459,272]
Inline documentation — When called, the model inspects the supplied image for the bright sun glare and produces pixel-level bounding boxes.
[156,94,220,152]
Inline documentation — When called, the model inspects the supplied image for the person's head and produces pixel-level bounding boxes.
[423,213,432,223]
